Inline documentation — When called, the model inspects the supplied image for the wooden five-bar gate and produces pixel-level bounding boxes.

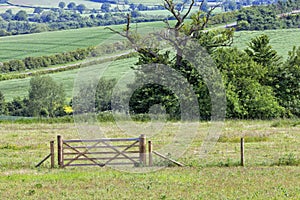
[36,134,184,168]
[57,135,146,168]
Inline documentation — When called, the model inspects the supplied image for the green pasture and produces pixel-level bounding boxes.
[0,21,165,62]
[0,120,299,199]
[0,4,34,13]
[0,24,300,101]
[0,57,137,101]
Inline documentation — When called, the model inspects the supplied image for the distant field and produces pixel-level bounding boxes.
[0,21,165,62]
[0,26,300,101]
[9,0,103,9]
[0,4,33,13]
[0,57,137,101]
[1,23,299,62]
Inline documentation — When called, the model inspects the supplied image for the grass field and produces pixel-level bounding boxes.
[0,4,34,13]
[0,56,137,101]
[0,27,300,101]
[0,120,299,199]
[0,21,299,62]
[0,21,167,62]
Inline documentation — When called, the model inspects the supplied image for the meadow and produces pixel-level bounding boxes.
[0,120,299,199]
[0,21,166,62]
[0,25,299,101]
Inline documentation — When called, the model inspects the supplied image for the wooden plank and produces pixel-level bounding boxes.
[63,151,140,155]
[63,145,140,149]
[103,140,140,165]
[35,154,51,168]
[63,157,140,161]
[153,151,184,167]
[63,138,140,143]
[66,163,136,167]
[63,142,105,167]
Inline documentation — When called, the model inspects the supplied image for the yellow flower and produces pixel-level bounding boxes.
[63,105,73,114]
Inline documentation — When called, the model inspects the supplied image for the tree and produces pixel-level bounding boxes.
[245,34,281,67]
[28,76,65,117]
[58,2,66,9]
[101,3,111,12]
[33,7,43,14]
[14,10,28,21]
[0,91,7,115]
[271,46,300,117]
[76,4,86,14]
[67,2,76,10]
[107,0,234,119]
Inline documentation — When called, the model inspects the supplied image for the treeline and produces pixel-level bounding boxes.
[0,8,168,36]
[237,0,300,30]
[0,35,299,119]
[62,35,300,120]
[0,47,94,73]
[0,8,238,37]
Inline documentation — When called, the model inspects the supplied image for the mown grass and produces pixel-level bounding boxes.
[0,120,299,199]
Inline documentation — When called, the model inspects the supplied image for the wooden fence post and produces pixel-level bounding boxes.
[57,135,63,168]
[148,141,153,167]
[50,141,54,168]
[241,138,245,167]
[139,134,146,165]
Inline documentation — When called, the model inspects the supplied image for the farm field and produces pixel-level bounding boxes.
[0,27,300,101]
[0,120,299,199]
[0,23,299,62]
[0,57,137,101]
[9,0,104,9]
[0,4,33,13]
[0,21,166,62]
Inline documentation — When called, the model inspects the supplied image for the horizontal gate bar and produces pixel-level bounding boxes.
[63,151,139,155]
[66,163,137,167]
[63,138,139,143]
[63,145,139,149]
[63,157,140,161]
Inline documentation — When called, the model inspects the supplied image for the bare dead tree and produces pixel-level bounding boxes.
[106,0,233,66]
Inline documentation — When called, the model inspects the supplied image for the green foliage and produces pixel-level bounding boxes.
[272,46,300,117]
[245,34,281,67]
[0,91,7,115]
[73,78,117,113]
[276,153,300,166]
[28,76,65,117]
[214,47,284,119]
[0,47,93,73]
[237,4,300,31]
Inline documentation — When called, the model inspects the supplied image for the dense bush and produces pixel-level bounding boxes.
[0,47,94,73]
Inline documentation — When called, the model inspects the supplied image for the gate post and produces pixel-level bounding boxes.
[139,134,146,166]
[57,135,63,168]
[148,140,153,167]
[50,141,55,168]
